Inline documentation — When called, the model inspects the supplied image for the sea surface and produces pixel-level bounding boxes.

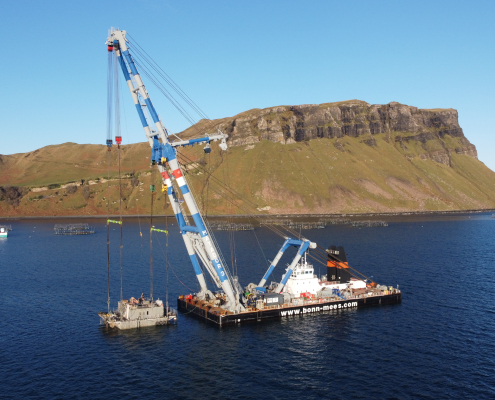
[0,213,494,399]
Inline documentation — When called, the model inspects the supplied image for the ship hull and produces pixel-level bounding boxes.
[177,292,402,326]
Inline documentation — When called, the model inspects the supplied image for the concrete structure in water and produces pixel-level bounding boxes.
[99,299,177,330]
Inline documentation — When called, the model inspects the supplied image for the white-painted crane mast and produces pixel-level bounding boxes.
[106,29,243,312]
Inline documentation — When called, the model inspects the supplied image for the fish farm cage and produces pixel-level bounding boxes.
[319,218,351,225]
[288,222,325,229]
[259,219,294,226]
[54,223,95,235]
[351,221,388,227]
[259,219,325,229]
[216,223,254,231]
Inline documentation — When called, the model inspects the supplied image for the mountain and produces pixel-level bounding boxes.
[1,101,495,217]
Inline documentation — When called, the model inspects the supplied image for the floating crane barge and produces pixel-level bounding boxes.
[178,290,401,326]
[105,29,402,328]
[178,249,401,326]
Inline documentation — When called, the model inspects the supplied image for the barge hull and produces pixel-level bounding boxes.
[101,316,176,330]
[177,292,402,326]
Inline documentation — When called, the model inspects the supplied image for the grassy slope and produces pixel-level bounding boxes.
[1,135,495,217]
[180,134,495,215]
[0,142,151,187]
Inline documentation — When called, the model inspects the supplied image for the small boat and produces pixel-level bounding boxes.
[0,225,11,238]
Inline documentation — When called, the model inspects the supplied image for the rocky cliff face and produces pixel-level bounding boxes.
[185,100,477,165]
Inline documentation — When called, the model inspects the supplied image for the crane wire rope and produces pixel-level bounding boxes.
[128,47,198,124]
[127,35,210,120]
[132,57,197,126]
[113,34,258,295]
[105,47,114,313]
[177,151,289,239]
[124,41,290,239]
[126,35,218,138]
[117,62,147,281]
[179,161,294,250]
[177,153,373,282]
[165,214,169,317]
[121,36,296,243]
[179,156,237,287]
[114,51,124,302]
[152,225,196,292]
[122,38,375,285]
[180,165,287,240]
[127,40,224,139]
[149,168,156,301]
[221,150,237,279]
[106,147,111,311]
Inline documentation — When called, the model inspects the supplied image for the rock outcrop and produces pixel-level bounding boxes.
[183,100,477,164]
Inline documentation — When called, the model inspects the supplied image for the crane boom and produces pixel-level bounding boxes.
[106,29,242,311]
[258,238,316,287]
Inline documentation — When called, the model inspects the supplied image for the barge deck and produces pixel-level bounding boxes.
[178,290,401,326]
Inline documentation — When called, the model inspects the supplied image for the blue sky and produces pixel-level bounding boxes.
[1,0,494,170]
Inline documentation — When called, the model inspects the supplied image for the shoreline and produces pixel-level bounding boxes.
[2,208,494,220]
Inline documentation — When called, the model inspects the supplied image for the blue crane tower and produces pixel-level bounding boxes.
[106,29,243,312]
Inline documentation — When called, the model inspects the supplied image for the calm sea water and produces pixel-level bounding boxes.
[0,214,494,399]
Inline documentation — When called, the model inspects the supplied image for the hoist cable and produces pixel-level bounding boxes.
[150,169,155,301]
[105,49,113,313]
[250,216,270,267]
[132,57,197,126]
[222,151,237,277]
[106,51,114,142]
[153,230,197,292]
[127,35,211,120]
[165,215,169,317]
[114,50,124,302]
[181,160,237,285]
[106,153,111,313]
[114,51,121,141]
[118,145,123,301]
[126,39,220,138]
[129,47,201,123]
[128,38,209,120]
[178,157,288,239]
[122,36,376,291]
[176,152,288,238]
[177,151,262,211]
[175,153,287,239]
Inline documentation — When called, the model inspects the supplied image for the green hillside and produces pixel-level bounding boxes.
[1,101,495,217]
